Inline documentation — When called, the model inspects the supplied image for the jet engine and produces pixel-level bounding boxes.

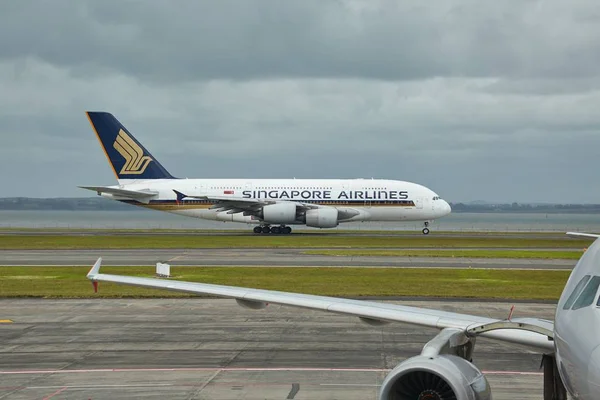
[305,208,339,228]
[378,354,491,400]
[261,203,297,224]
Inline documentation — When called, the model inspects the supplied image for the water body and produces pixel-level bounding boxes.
[1,210,599,232]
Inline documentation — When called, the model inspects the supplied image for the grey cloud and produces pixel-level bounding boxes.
[2,1,600,83]
[1,2,600,204]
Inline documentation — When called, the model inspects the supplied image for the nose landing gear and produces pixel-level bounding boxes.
[422,221,430,235]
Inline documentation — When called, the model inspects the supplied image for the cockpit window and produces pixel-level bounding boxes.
[563,275,591,310]
[572,276,600,310]
[432,196,440,200]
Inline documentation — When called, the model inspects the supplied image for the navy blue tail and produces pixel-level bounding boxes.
[86,112,175,180]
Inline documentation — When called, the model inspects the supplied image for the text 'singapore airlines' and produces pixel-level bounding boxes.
[81,112,451,234]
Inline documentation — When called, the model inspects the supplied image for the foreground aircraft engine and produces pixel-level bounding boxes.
[305,208,339,228]
[377,328,491,400]
[379,354,491,400]
[261,203,297,224]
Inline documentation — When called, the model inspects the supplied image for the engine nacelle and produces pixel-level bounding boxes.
[379,355,491,400]
[261,203,297,224]
[305,208,339,228]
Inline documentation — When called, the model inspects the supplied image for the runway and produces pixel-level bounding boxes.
[0,248,576,269]
[0,229,577,239]
[0,299,553,399]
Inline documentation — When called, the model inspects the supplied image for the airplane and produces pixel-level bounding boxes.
[86,233,600,399]
[80,112,451,234]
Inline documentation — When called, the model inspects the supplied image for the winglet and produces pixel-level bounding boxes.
[87,258,102,279]
[87,258,102,293]
[566,232,600,239]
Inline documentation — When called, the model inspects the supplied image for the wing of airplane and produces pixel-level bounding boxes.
[173,190,360,220]
[567,231,600,239]
[86,258,552,351]
[79,186,158,203]
[86,258,556,399]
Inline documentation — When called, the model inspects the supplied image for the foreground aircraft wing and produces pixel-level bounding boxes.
[87,258,554,351]
[567,232,600,239]
[80,186,158,200]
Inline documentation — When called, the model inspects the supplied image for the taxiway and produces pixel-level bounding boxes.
[0,299,554,399]
[0,248,576,269]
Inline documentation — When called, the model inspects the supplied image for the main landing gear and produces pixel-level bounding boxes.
[422,221,430,235]
[253,225,292,235]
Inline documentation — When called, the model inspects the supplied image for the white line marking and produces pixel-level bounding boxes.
[32,384,174,389]
[0,367,543,376]
[321,383,380,387]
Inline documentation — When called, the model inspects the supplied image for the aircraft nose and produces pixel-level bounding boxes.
[439,200,451,217]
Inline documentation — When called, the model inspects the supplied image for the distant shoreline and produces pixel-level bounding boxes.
[1,197,600,214]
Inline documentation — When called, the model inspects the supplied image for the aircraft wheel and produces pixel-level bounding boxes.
[261,226,271,234]
[253,226,262,234]
[424,221,429,227]
[283,226,292,234]
[271,226,281,234]
[422,228,430,235]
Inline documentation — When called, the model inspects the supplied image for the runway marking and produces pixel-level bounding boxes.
[41,386,67,400]
[286,383,300,399]
[321,383,380,387]
[188,368,221,397]
[0,367,543,376]
[0,320,12,323]
[34,384,175,389]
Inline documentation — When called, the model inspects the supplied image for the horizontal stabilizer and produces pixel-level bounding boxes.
[566,232,600,239]
[79,186,158,201]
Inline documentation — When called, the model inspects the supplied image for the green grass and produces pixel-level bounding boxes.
[0,266,569,300]
[0,235,592,249]
[0,227,574,237]
[304,249,584,259]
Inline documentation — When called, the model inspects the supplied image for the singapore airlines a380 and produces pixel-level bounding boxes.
[80,112,451,234]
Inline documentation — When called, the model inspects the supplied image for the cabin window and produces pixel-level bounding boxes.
[572,276,600,310]
[563,275,591,310]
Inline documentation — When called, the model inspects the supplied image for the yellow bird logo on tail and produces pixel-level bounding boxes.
[113,129,153,174]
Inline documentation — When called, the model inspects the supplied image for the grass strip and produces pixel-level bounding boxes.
[303,249,583,259]
[0,227,573,236]
[0,266,569,300]
[0,235,592,250]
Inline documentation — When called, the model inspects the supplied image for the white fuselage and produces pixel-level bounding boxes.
[109,178,451,226]
[554,238,600,399]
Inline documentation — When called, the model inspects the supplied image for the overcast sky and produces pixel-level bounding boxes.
[1,0,600,203]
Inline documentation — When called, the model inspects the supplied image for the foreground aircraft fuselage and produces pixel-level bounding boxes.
[554,233,600,398]
[81,112,451,234]
[88,233,600,399]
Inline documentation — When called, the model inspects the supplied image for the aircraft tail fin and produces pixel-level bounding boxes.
[85,112,176,181]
